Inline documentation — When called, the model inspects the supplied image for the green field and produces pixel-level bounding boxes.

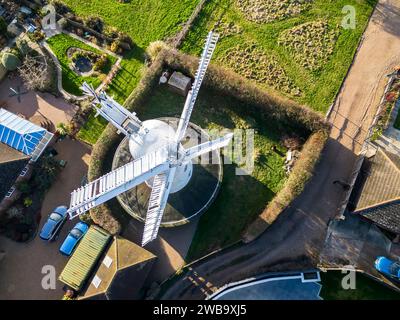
[320,271,400,300]
[47,33,116,95]
[136,85,307,260]
[60,0,199,144]
[181,0,376,113]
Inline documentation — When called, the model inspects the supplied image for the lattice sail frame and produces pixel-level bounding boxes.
[67,31,233,246]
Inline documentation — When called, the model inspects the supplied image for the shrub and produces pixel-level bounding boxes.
[110,40,121,53]
[16,39,31,56]
[16,181,31,194]
[146,41,168,61]
[85,16,104,33]
[0,17,7,36]
[1,52,21,71]
[93,54,108,72]
[23,197,33,208]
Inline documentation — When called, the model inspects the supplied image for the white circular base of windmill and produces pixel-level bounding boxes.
[112,117,223,227]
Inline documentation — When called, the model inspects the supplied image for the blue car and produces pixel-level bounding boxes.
[39,206,68,241]
[374,256,400,280]
[59,222,89,256]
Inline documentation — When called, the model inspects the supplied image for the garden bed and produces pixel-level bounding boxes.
[180,0,377,112]
[87,48,329,260]
[46,33,117,96]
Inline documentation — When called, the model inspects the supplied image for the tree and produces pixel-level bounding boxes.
[0,17,7,36]
[1,52,21,71]
[18,54,50,91]
[16,39,31,56]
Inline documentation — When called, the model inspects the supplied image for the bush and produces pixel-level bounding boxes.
[16,181,31,194]
[110,40,121,53]
[0,17,7,36]
[1,52,21,71]
[85,16,104,33]
[23,197,33,208]
[16,39,31,56]
[93,54,108,72]
[146,41,168,61]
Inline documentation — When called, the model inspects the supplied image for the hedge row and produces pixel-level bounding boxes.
[242,129,329,242]
[87,46,330,236]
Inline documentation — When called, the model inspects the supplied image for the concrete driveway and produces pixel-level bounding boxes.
[0,138,91,300]
[0,75,77,127]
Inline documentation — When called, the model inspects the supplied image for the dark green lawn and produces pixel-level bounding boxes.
[46,33,116,96]
[181,0,377,113]
[137,85,306,260]
[320,271,400,300]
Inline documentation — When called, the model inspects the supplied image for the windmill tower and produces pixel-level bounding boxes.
[68,32,232,246]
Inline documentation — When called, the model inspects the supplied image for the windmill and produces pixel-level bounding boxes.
[9,86,28,103]
[67,31,232,246]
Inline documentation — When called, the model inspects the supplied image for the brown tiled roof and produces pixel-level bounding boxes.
[80,236,156,300]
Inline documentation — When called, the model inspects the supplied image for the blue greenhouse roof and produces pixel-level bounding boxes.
[0,109,53,161]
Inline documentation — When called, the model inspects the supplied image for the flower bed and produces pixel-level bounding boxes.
[278,20,339,71]
[236,0,313,24]
[219,43,301,96]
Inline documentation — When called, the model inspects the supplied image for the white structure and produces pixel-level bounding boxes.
[0,108,53,162]
[68,32,232,246]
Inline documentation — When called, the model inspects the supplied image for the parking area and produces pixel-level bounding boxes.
[0,137,91,299]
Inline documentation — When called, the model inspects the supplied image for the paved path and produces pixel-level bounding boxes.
[0,138,91,299]
[161,0,400,299]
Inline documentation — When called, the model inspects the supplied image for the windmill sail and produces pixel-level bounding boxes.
[81,82,145,136]
[68,147,170,219]
[174,32,219,143]
[141,167,177,246]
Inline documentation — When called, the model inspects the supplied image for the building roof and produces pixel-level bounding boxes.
[352,149,400,210]
[59,226,111,292]
[350,149,400,234]
[358,200,400,234]
[80,236,156,300]
[0,144,30,201]
[0,109,54,161]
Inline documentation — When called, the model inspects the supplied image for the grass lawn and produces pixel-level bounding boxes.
[180,0,377,113]
[46,33,117,96]
[60,0,199,144]
[136,85,308,260]
[320,271,400,300]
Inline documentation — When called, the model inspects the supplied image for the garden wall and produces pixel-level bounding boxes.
[88,47,330,238]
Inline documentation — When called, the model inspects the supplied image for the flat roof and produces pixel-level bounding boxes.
[59,226,111,292]
[211,272,322,300]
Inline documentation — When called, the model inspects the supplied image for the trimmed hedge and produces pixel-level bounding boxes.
[88,46,330,237]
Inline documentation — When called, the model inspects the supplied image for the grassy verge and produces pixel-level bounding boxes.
[180,0,376,113]
[46,33,117,95]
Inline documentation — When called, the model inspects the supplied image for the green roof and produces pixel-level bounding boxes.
[59,225,111,291]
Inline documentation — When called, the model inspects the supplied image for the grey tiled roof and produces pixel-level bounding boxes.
[0,143,30,201]
[358,200,400,234]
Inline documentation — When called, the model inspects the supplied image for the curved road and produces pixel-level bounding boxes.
[161,0,400,300]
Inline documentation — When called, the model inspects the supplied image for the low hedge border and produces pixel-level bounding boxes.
[87,46,330,237]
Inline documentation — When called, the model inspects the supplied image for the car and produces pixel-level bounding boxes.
[374,256,400,280]
[39,206,68,241]
[59,222,89,256]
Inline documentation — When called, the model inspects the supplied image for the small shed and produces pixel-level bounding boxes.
[59,226,111,292]
[167,71,192,96]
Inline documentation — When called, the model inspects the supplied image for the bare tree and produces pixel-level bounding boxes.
[18,53,50,91]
